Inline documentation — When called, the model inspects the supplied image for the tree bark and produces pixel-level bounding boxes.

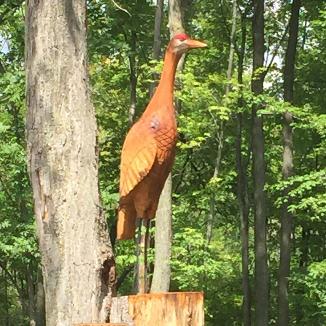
[168,0,186,72]
[153,0,164,60]
[226,0,237,95]
[151,0,186,293]
[278,1,301,325]
[168,0,184,36]
[236,9,251,326]
[149,0,167,293]
[150,0,164,97]
[111,292,204,325]
[151,175,172,292]
[236,114,251,326]
[251,0,268,325]
[128,31,137,125]
[25,1,115,325]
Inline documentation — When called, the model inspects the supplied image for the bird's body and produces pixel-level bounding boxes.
[117,34,206,240]
[117,73,178,239]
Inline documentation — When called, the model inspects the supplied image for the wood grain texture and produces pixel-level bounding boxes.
[110,292,204,326]
[117,43,179,240]
[119,121,157,197]
[117,35,206,241]
[74,324,128,326]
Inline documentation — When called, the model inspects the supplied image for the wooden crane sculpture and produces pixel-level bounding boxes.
[117,33,206,292]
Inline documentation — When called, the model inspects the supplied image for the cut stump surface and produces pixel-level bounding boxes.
[74,324,128,326]
[110,291,204,326]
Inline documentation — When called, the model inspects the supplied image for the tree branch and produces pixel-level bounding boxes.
[264,23,290,78]
[110,0,131,16]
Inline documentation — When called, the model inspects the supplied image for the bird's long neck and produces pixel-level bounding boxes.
[150,49,181,105]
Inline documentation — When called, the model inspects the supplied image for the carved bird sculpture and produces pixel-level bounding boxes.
[117,33,207,241]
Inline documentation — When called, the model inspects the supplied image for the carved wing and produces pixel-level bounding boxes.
[119,121,157,197]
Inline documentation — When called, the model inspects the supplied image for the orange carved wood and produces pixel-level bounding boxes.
[110,291,204,326]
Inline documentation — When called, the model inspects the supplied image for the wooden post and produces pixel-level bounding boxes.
[110,292,204,326]
[135,219,150,294]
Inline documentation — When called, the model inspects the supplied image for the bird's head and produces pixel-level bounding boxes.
[170,33,207,55]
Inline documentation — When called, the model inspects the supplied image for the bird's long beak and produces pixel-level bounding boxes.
[185,39,207,49]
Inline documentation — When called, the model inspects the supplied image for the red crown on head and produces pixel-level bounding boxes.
[174,33,189,41]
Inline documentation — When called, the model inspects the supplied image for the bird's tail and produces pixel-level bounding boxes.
[117,205,136,240]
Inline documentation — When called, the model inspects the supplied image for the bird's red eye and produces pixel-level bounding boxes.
[174,33,189,41]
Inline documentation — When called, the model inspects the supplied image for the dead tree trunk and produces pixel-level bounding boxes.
[149,0,170,293]
[151,175,173,292]
[151,0,185,293]
[25,1,115,325]
[168,0,184,36]
[278,1,301,325]
[251,0,268,325]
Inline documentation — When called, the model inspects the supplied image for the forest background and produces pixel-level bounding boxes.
[0,0,325,325]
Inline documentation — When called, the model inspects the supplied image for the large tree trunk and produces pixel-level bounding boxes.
[278,1,301,325]
[251,0,268,325]
[151,0,185,293]
[236,10,251,326]
[25,1,115,325]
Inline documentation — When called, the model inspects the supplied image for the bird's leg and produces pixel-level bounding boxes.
[135,218,149,294]
[133,219,141,293]
[144,219,150,293]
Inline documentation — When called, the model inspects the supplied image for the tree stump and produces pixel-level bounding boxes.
[110,292,204,326]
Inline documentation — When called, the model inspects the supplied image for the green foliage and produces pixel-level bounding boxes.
[171,227,242,324]
[292,260,326,325]
[0,0,325,325]
[270,170,326,223]
[0,2,38,323]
